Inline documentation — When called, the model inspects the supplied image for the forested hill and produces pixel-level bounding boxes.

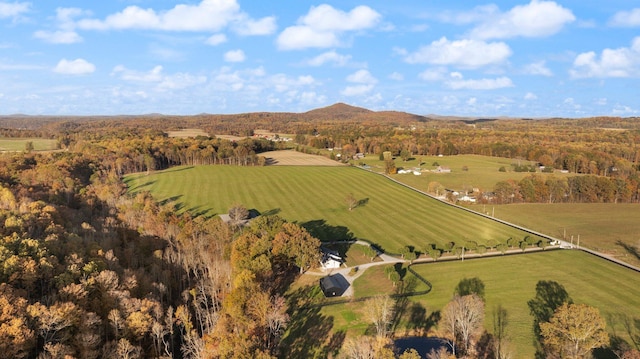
[1,103,639,135]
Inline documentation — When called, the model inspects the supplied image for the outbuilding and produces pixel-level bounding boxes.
[319,275,345,297]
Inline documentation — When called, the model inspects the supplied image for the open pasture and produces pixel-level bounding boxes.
[0,137,58,151]
[478,203,640,267]
[125,164,536,252]
[323,250,640,358]
[165,128,209,138]
[355,154,568,192]
[261,150,344,166]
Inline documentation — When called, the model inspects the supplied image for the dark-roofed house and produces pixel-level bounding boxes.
[319,275,345,297]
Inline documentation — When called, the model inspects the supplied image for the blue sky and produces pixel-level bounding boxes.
[1,0,639,117]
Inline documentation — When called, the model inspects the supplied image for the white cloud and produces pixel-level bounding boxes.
[341,84,374,96]
[112,65,164,82]
[419,67,447,81]
[405,37,511,68]
[33,8,88,44]
[232,15,276,35]
[438,4,499,25]
[34,30,82,44]
[612,104,636,115]
[277,4,381,50]
[570,37,640,78]
[278,26,339,50]
[467,97,477,105]
[299,4,380,31]
[446,74,514,90]
[470,0,575,39]
[524,92,538,100]
[76,0,274,35]
[53,58,95,75]
[205,34,227,46]
[609,9,640,27]
[111,65,206,91]
[346,69,377,84]
[306,51,351,66]
[271,74,316,92]
[0,1,30,19]
[157,73,207,90]
[299,91,327,106]
[341,69,376,96]
[211,66,316,95]
[224,49,246,62]
[523,61,553,76]
[388,72,404,81]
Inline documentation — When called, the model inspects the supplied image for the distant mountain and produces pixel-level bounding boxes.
[301,102,434,123]
[303,102,372,119]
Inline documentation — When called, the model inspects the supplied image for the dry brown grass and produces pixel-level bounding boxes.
[262,150,344,166]
[166,128,209,138]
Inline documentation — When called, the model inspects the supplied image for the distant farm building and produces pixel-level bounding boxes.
[433,166,451,173]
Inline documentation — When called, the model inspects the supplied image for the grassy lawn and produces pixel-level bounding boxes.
[353,154,571,193]
[0,137,58,151]
[308,250,640,358]
[125,165,539,252]
[472,203,640,267]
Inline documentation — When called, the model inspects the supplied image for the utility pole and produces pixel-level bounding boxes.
[577,235,580,249]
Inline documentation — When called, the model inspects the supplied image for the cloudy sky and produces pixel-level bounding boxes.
[1,0,639,117]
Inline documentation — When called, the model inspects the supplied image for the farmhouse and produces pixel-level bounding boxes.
[320,250,343,270]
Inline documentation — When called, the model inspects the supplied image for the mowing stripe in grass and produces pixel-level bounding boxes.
[126,165,542,254]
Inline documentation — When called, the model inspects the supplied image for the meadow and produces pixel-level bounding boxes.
[353,154,569,193]
[318,250,640,358]
[474,203,640,267]
[0,137,58,151]
[125,165,537,252]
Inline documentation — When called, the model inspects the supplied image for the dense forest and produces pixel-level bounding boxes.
[1,104,640,358]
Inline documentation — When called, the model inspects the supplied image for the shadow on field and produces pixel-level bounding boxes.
[129,180,157,192]
[528,280,573,359]
[599,313,640,358]
[281,285,343,358]
[262,208,281,216]
[616,240,640,261]
[301,219,355,243]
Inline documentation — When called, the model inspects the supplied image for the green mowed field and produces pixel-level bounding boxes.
[474,203,640,267]
[354,154,569,192]
[125,165,537,252]
[323,250,640,358]
[0,137,58,151]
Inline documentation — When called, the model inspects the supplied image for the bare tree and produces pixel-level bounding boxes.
[440,294,485,357]
[341,336,377,359]
[364,295,395,338]
[228,204,249,227]
[426,347,455,359]
[345,193,358,211]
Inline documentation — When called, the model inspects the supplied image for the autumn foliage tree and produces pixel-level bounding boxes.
[540,303,609,359]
